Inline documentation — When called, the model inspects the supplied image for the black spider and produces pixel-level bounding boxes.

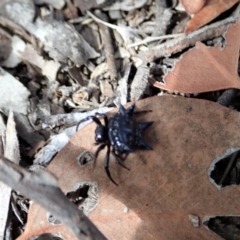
[76,104,153,185]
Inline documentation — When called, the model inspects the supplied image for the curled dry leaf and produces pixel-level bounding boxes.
[21,96,240,240]
[185,0,240,33]
[150,19,240,94]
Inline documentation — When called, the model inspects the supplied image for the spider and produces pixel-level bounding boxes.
[76,104,153,185]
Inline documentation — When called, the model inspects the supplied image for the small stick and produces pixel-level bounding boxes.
[141,15,239,62]
[94,10,118,88]
[148,0,173,47]
[127,33,184,48]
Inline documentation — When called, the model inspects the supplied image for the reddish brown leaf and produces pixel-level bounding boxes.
[19,96,240,240]
[150,19,240,93]
[185,0,240,33]
[180,0,206,14]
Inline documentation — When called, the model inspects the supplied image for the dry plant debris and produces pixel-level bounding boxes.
[0,112,20,238]
[0,0,239,239]
[21,96,240,240]
[150,18,240,93]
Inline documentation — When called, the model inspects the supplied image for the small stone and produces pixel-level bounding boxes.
[188,214,200,227]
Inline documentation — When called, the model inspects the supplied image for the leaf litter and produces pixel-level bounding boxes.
[0,0,239,239]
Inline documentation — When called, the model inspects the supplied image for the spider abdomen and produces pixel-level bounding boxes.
[109,116,137,153]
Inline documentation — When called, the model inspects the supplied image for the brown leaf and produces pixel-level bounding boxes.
[20,96,240,240]
[180,0,206,14]
[150,19,240,93]
[185,0,240,33]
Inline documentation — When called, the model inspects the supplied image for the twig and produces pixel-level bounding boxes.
[113,61,132,105]
[0,16,33,44]
[0,157,107,240]
[130,64,150,101]
[94,10,118,88]
[87,10,132,31]
[127,33,184,48]
[87,10,143,47]
[153,0,168,36]
[141,15,240,62]
[148,0,173,47]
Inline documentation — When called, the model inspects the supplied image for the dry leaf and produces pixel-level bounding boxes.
[0,67,30,115]
[185,0,240,33]
[2,35,26,68]
[20,96,240,240]
[180,0,206,14]
[150,19,240,93]
[21,44,60,82]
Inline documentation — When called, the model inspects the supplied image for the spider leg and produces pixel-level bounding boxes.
[92,143,106,168]
[112,149,130,171]
[76,115,102,131]
[93,142,100,146]
[95,113,108,127]
[104,144,118,186]
[95,144,106,159]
